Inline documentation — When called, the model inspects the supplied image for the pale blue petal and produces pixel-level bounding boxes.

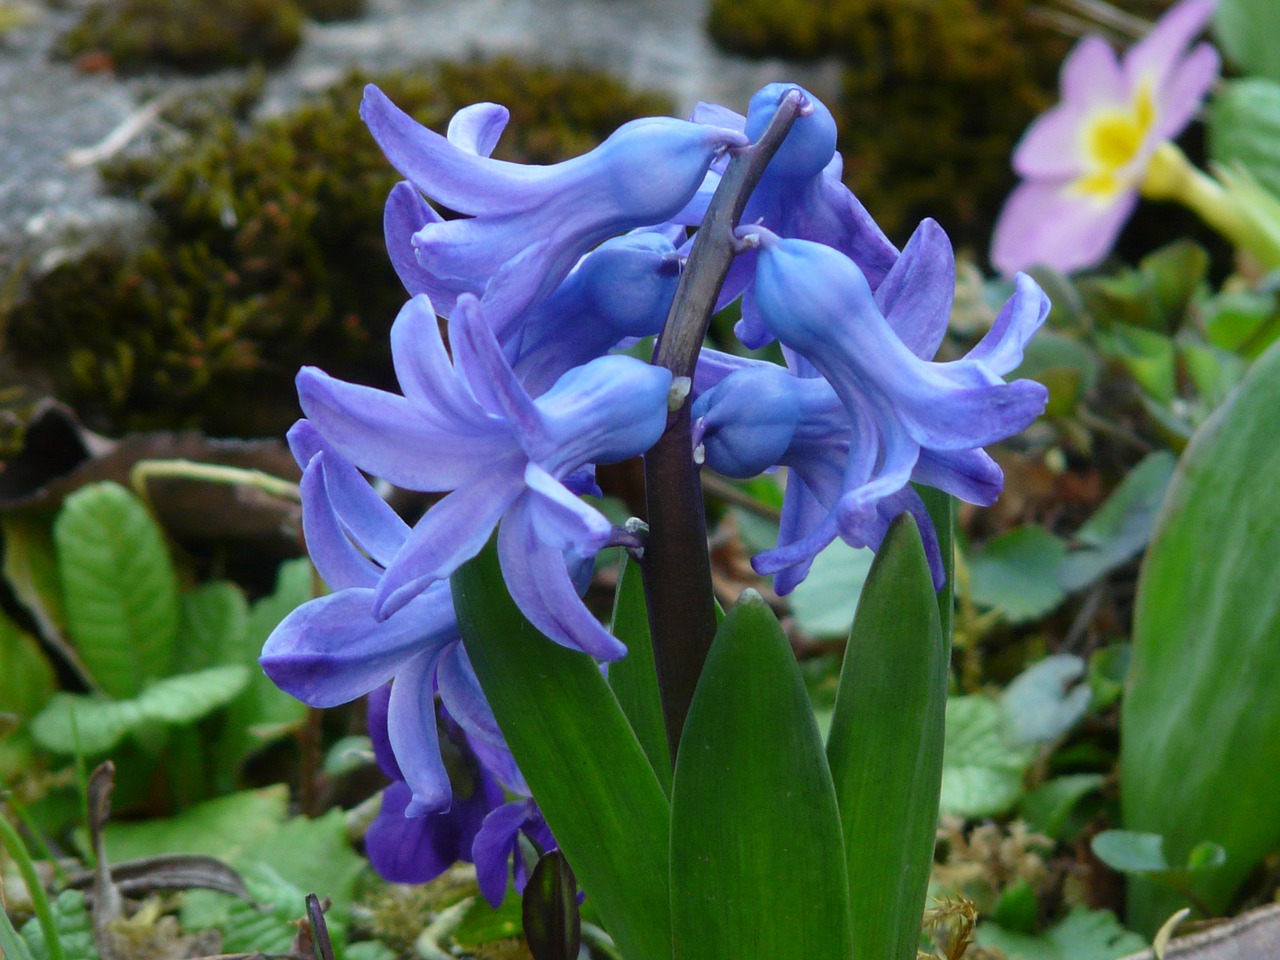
[498,498,627,661]
[388,649,452,816]
[374,465,526,620]
[260,586,455,708]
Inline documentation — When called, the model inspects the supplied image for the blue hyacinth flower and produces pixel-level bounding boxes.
[293,292,672,660]
[671,83,900,349]
[261,422,502,816]
[362,85,746,327]
[364,683,507,884]
[694,219,1049,592]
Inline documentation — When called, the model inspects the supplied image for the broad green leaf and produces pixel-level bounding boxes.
[940,696,1035,817]
[30,694,143,754]
[453,540,671,960]
[977,907,1144,960]
[0,610,55,718]
[30,666,250,754]
[213,558,312,774]
[1218,2,1280,80]
[1012,329,1101,405]
[1212,77,1280,170]
[1100,324,1177,403]
[1,904,36,960]
[787,538,873,638]
[175,581,249,673]
[606,554,672,795]
[968,526,1067,623]
[1019,774,1106,840]
[53,482,179,697]
[826,515,945,960]
[918,485,956,646]
[1058,452,1177,591]
[1122,337,1280,930]
[671,592,852,960]
[1201,289,1280,358]
[1092,830,1227,885]
[101,785,287,862]
[1001,655,1090,746]
[2,512,68,642]
[18,889,98,960]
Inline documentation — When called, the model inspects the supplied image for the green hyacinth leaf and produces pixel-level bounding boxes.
[1122,337,1280,932]
[53,482,180,697]
[826,514,946,960]
[606,554,672,795]
[670,591,853,960]
[452,539,671,960]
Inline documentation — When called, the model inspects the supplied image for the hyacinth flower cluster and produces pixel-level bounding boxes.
[260,78,1049,908]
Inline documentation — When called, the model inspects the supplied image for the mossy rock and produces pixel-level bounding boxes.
[707,0,1178,250]
[299,0,367,23]
[60,0,305,74]
[4,59,671,437]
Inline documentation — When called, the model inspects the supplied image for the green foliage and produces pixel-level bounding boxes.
[1000,655,1090,747]
[1018,774,1106,840]
[1091,830,1226,884]
[939,696,1035,818]
[786,539,873,638]
[671,592,852,960]
[1214,0,1280,83]
[1122,337,1280,930]
[6,60,671,436]
[18,890,97,960]
[31,666,250,755]
[452,539,672,960]
[0,610,56,721]
[606,555,672,795]
[968,526,1068,624]
[825,516,945,960]
[60,0,303,73]
[977,907,1145,960]
[53,482,179,697]
[1210,79,1280,201]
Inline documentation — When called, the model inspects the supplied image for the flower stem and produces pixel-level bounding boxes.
[1141,141,1280,269]
[641,89,805,763]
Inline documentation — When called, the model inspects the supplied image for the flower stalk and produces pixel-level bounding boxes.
[641,88,807,762]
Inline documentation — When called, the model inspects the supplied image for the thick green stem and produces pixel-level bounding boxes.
[641,89,805,763]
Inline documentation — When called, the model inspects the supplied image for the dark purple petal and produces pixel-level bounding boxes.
[367,684,400,780]
[366,781,458,884]
[473,800,539,908]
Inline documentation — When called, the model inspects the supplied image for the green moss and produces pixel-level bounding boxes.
[298,0,367,23]
[707,0,1178,248]
[60,0,304,74]
[5,59,671,437]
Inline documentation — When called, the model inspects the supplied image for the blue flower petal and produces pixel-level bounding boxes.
[388,649,452,815]
[374,465,526,620]
[260,586,455,708]
[299,455,380,591]
[874,218,955,360]
[497,498,627,661]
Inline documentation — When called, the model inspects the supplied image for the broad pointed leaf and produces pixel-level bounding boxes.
[452,539,672,960]
[53,483,179,697]
[606,554,671,795]
[826,514,946,960]
[670,592,853,960]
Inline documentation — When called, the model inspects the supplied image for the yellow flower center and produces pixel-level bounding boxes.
[1073,84,1158,201]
